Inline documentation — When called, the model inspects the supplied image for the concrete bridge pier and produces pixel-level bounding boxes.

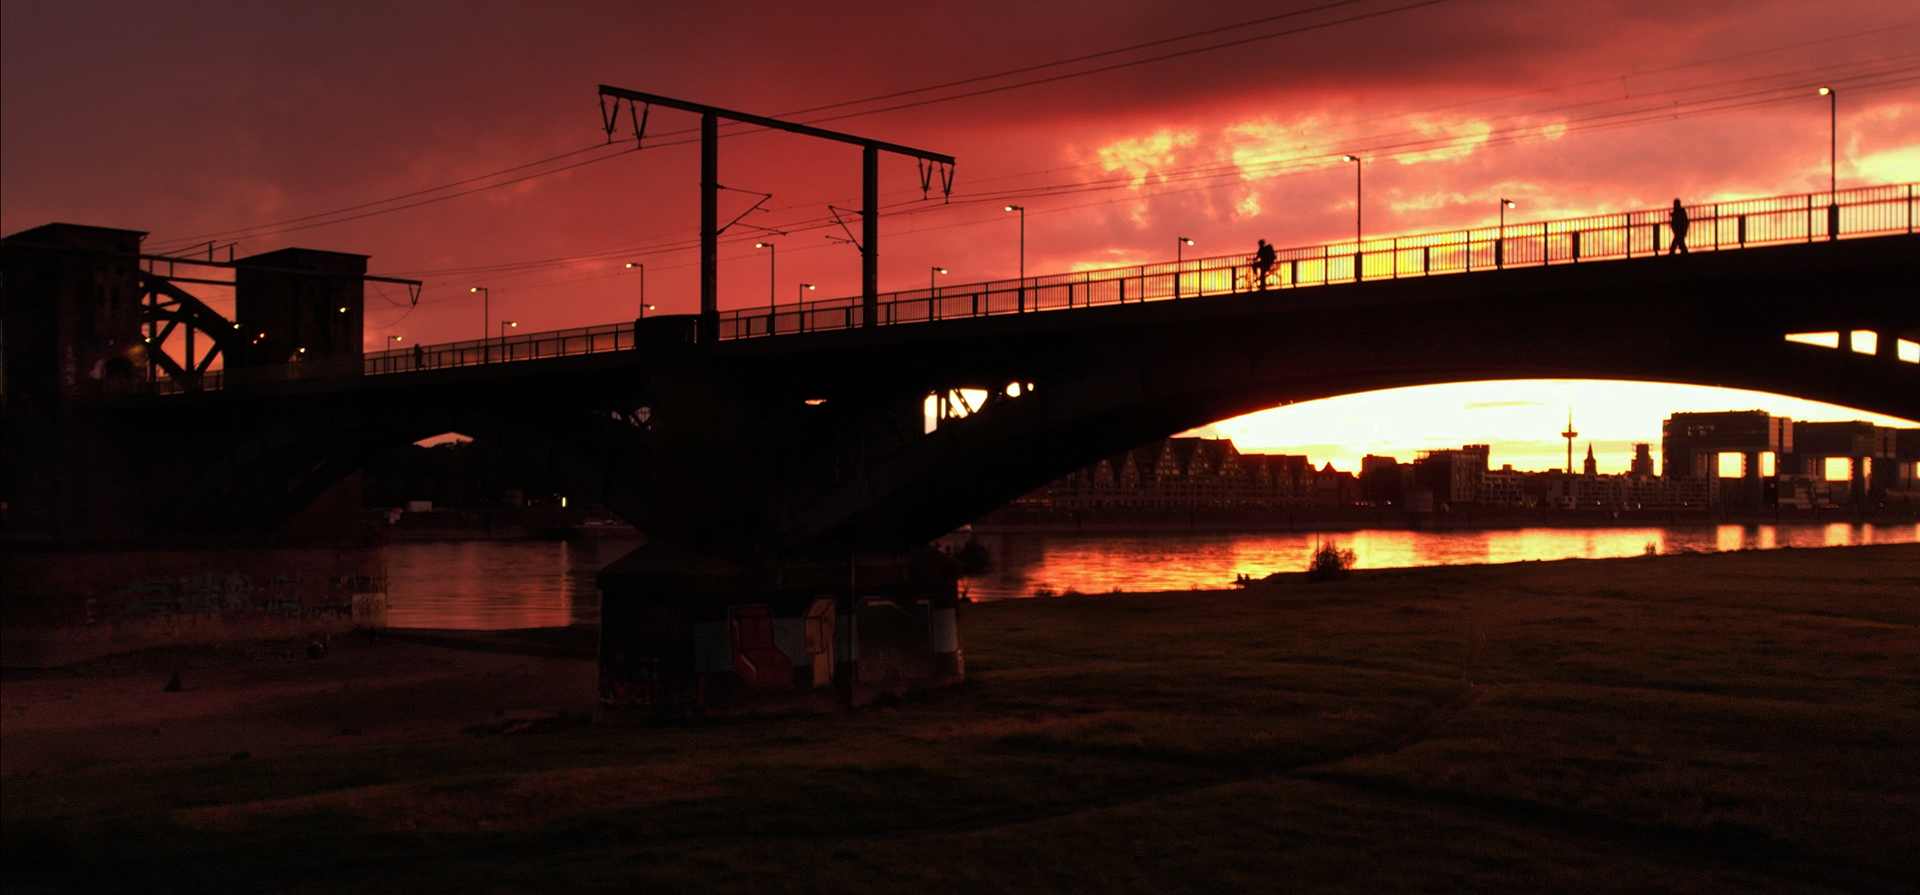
[593,543,963,720]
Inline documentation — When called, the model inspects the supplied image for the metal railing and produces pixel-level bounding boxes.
[164,183,1915,389]
[363,322,639,374]
[710,183,1914,339]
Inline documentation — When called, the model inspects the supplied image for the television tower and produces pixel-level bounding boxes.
[1560,410,1579,474]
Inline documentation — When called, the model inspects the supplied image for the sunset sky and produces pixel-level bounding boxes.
[3,0,1915,469]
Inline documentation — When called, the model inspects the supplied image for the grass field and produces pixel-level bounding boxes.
[4,544,1916,893]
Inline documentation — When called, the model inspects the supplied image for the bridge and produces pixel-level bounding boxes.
[5,184,1917,691]
[5,183,1916,559]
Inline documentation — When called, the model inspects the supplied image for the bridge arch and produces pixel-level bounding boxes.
[781,236,1918,553]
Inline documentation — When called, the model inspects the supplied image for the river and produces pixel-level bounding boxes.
[384,522,1919,629]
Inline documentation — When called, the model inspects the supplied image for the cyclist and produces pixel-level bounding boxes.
[1252,239,1277,289]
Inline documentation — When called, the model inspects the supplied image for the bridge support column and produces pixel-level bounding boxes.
[595,544,964,721]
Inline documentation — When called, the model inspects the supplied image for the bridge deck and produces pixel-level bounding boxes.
[166,183,1916,390]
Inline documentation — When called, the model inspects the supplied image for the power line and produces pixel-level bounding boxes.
[151,1,1453,249]
[388,58,1918,287]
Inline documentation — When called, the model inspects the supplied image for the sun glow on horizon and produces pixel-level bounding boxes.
[1181,380,1918,474]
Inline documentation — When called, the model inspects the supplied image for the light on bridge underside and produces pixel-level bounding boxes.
[1782,331,1913,361]
[804,398,827,406]
[1784,332,1840,349]
[1007,382,1022,397]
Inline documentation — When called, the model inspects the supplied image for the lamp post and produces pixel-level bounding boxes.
[930,266,947,293]
[1497,199,1516,268]
[469,286,488,362]
[755,242,776,305]
[1176,237,1194,298]
[1005,205,1026,312]
[795,282,814,332]
[1819,86,1838,240]
[1341,155,1362,279]
[624,262,648,317]
[498,320,517,361]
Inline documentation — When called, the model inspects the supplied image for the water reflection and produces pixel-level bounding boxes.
[961,523,1919,601]
[385,539,638,630]
[383,524,1918,629]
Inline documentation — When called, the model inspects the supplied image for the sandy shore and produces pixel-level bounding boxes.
[4,543,1917,893]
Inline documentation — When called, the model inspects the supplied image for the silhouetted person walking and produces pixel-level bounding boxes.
[1668,199,1690,255]
[1252,239,1277,289]
[412,343,425,370]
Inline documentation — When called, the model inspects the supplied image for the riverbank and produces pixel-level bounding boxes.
[5,543,1916,892]
[972,503,1920,534]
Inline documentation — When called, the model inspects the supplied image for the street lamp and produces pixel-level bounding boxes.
[930,266,947,293]
[755,242,776,305]
[1819,86,1838,240]
[1005,205,1026,312]
[469,286,489,361]
[1497,199,1516,268]
[624,262,648,317]
[499,320,517,361]
[1341,155,1362,244]
[1341,155,1363,279]
[1176,237,1194,298]
[796,282,814,330]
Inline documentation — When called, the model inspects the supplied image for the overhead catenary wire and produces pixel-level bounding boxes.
[158,4,1920,300]
[384,60,1920,291]
[151,0,1459,250]
[156,10,1911,254]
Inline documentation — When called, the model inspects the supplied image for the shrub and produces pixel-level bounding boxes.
[1307,541,1356,581]
[954,539,994,576]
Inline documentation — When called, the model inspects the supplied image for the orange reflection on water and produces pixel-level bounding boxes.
[965,523,1920,601]
[385,539,634,630]
[378,526,1917,628]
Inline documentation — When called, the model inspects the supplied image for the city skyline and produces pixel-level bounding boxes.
[1188,379,1918,473]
